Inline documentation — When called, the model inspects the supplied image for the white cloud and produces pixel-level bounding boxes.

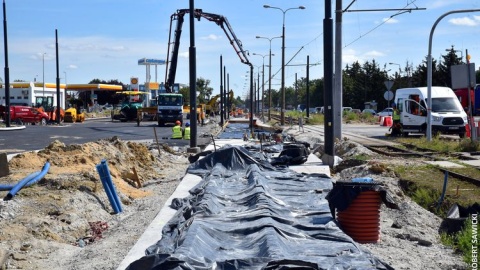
[343,49,363,64]
[382,17,399,24]
[449,17,478,26]
[342,49,385,65]
[179,51,189,58]
[427,0,456,9]
[201,34,222,40]
[364,50,385,58]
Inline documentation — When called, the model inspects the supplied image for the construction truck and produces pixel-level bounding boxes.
[64,107,85,123]
[35,96,65,123]
[160,8,251,125]
[156,93,183,126]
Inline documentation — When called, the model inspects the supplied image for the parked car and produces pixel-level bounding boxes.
[351,109,361,114]
[308,108,317,114]
[377,107,393,117]
[0,105,50,125]
[362,109,377,115]
[297,104,306,112]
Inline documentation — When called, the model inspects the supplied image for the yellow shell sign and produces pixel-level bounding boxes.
[130,77,139,84]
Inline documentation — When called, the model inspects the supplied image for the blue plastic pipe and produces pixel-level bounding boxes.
[437,171,449,211]
[4,162,50,201]
[0,171,41,191]
[96,159,123,214]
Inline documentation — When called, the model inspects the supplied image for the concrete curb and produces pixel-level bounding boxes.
[0,125,26,131]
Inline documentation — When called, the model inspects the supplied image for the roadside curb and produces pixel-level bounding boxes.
[0,125,26,131]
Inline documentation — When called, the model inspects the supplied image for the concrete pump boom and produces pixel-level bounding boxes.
[164,8,251,93]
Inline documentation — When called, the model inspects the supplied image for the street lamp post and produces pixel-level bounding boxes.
[252,52,274,122]
[264,4,305,125]
[42,53,46,98]
[256,35,281,121]
[253,65,262,115]
[388,62,401,75]
[64,71,68,108]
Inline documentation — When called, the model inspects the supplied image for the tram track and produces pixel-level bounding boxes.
[275,118,480,187]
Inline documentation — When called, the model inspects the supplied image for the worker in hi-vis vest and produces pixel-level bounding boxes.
[183,122,191,140]
[172,120,183,139]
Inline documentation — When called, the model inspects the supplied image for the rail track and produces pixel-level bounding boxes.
[269,117,480,187]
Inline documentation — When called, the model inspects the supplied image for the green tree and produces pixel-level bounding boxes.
[343,60,389,109]
[410,57,440,87]
[309,79,324,108]
[86,79,126,105]
[438,46,464,87]
[232,95,244,109]
[179,86,190,105]
[196,77,213,104]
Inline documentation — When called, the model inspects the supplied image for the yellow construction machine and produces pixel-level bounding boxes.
[64,107,85,123]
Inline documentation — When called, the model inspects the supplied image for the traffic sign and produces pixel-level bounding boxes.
[384,91,394,101]
[384,80,394,91]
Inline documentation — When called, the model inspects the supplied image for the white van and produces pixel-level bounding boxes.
[394,87,468,138]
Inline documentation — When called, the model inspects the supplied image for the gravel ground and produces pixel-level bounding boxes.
[0,122,468,270]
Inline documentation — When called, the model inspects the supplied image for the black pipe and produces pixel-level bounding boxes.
[189,0,197,148]
[220,55,224,127]
[3,0,10,127]
[55,29,61,125]
[323,0,334,158]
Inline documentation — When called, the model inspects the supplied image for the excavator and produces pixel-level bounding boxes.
[205,94,220,116]
[159,8,251,125]
[205,90,234,116]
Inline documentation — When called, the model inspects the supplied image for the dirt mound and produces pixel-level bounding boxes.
[0,137,189,269]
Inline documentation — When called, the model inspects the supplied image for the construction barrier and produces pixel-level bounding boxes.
[383,116,392,127]
[379,116,392,127]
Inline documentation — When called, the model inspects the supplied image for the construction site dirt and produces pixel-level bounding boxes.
[0,122,468,270]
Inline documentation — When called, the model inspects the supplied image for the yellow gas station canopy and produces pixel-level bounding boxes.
[66,84,123,91]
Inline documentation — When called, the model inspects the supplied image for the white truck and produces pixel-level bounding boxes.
[394,86,468,138]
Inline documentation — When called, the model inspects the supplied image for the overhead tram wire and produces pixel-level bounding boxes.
[343,0,425,48]
[262,1,424,87]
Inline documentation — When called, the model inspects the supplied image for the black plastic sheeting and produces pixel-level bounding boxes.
[126,145,394,270]
[442,202,480,234]
[326,182,399,218]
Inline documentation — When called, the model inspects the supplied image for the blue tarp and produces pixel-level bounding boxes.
[127,145,393,270]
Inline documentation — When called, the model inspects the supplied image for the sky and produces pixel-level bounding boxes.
[2,0,480,100]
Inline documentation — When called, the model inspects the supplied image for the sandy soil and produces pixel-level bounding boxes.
[0,124,468,270]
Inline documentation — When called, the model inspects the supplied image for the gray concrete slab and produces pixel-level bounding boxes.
[457,159,480,168]
[423,161,465,168]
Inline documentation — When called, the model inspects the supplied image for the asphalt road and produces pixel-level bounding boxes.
[0,118,216,156]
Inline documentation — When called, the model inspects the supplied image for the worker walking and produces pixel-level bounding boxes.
[298,116,304,133]
[172,120,183,139]
[389,103,402,136]
[183,122,191,140]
